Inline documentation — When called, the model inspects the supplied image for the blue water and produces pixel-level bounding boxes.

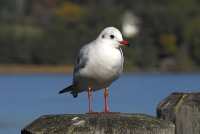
[0,73,200,134]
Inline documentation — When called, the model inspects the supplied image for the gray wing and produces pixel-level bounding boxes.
[73,44,90,78]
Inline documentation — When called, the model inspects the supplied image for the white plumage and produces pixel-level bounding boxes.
[59,27,129,112]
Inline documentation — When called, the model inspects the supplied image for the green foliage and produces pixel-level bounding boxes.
[159,34,177,55]
[0,0,15,12]
[0,0,200,72]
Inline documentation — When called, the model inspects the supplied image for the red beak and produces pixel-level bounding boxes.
[119,40,129,47]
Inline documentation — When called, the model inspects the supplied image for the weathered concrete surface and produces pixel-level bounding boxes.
[157,92,200,134]
[21,113,175,134]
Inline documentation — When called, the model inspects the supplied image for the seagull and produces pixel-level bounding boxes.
[59,27,129,113]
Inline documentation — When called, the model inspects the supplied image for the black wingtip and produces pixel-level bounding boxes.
[59,89,66,94]
[58,85,74,94]
[58,90,64,94]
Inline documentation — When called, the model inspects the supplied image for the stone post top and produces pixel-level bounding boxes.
[157,92,200,111]
[22,113,174,134]
[157,92,200,134]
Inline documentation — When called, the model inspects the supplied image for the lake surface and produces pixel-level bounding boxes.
[0,73,200,134]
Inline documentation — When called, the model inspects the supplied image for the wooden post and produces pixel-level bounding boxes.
[22,113,174,134]
[157,92,200,134]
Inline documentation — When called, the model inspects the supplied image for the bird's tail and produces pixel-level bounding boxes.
[59,85,78,98]
[59,85,73,94]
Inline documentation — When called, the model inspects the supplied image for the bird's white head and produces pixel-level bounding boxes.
[97,27,129,48]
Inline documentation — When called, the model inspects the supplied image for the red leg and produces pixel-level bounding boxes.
[104,88,110,112]
[87,87,93,113]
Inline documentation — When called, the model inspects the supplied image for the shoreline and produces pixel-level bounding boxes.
[0,64,73,74]
[0,64,199,74]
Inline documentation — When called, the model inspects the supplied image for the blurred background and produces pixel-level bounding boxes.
[0,0,200,72]
[0,0,200,134]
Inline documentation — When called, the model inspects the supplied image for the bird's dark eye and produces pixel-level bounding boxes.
[110,34,114,39]
[102,34,105,38]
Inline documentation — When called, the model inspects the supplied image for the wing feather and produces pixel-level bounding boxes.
[73,44,90,80]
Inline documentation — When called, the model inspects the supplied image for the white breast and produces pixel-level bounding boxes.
[83,43,123,82]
